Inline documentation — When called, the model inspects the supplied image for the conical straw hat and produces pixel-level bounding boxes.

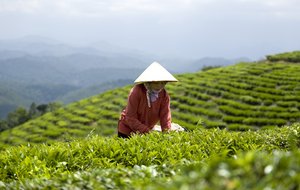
[134,61,178,84]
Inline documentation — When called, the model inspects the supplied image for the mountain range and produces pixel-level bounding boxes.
[0,36,250,118]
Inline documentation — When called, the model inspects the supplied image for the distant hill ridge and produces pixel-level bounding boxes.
[0,36,249,118]
[1,51,300,148]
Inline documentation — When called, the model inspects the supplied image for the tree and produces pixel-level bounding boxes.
[48,102,63,112]
[28,102,38,118]
[0,120,8,132]
[0,101,64,132]
[36,104,49,115]
[6,107,29,128]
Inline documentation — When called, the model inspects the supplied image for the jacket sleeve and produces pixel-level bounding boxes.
[159,92,172,132]
[123,86,150,133]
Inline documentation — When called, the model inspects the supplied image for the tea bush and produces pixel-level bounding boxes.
[0,123,299,189]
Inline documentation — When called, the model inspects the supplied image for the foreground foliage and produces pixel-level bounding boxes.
[0,123,299,189]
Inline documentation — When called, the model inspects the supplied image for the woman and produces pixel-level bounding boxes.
[117,61,178,138]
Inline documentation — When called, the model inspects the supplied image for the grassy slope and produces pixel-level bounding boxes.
[1,53,300,147]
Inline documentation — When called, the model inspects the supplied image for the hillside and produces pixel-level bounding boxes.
[58,79,133,104]
[0,37,247,119]
[0,37,149,118]
[1,51,300,147]
[0,56,144,118]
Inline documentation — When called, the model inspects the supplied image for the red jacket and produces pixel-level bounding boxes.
[118,84,171,136]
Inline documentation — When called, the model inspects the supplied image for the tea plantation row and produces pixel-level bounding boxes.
[168,62,300,130]
[0,123,299,189]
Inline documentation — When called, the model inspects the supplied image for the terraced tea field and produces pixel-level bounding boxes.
[1,52,300,147]
[170,62,300,130]
[1,51,300,189]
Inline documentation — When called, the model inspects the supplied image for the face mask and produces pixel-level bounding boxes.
[144,83,162,107]
[149,90,160,102]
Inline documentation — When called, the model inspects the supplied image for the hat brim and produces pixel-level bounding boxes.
[134,62,178,84]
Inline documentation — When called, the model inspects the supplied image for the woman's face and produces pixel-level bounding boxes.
[149,81,167,91]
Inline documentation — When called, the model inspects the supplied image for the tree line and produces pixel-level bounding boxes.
[0,102,62,132]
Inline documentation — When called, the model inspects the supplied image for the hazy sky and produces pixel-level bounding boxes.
[0,0,300,59]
